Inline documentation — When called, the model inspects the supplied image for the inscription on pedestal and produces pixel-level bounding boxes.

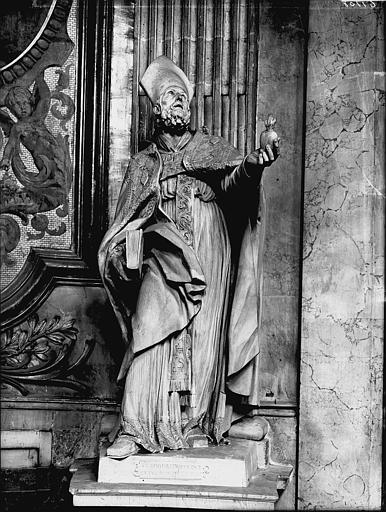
[133,461,209,481]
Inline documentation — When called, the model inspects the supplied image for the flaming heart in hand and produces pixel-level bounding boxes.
[260,115,279,148]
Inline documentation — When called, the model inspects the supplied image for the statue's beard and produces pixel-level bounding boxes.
[154,105,191,134]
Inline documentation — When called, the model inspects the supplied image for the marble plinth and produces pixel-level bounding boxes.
[98,438,267,487]
[70,458,293,510]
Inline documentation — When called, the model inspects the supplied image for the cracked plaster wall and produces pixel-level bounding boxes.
[299,1,384,509]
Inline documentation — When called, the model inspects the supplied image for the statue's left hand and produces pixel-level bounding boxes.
[109,244,141,281]
[244,140,280,176]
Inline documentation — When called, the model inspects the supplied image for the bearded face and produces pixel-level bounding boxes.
[153,86,191,133]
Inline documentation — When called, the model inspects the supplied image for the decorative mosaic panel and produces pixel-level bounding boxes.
[0,0,78,290]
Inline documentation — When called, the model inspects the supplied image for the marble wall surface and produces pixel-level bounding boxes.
[257,0,306,406]
[299,1,384,509]
[266,413,297,510]
[108,0,135,223]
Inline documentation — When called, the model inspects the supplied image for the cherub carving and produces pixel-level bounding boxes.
[0,72,73,266]
[0,73,71,206]
[1,75,50,169]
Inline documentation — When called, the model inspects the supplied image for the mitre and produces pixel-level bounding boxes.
[140,55,194,105]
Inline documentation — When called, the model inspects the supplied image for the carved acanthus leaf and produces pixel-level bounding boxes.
[0,313,95,396]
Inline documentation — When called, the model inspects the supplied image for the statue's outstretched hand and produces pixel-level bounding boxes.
[244,140,280,176]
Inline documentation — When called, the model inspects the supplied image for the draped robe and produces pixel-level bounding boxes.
[98,129,266,452]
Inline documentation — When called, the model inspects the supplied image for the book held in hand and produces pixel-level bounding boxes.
[125,229,143,273]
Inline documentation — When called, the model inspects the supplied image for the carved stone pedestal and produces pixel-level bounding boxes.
[70,438,293,510]
[98,438,267,487]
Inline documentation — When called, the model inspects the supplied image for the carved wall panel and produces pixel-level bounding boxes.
[0,5,118,496]
[1,313,94,397]
[1,284,121,401]
[0,0,77,289]
[0,0,112,331]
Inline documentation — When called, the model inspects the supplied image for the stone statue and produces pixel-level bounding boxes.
[98,56,280,459]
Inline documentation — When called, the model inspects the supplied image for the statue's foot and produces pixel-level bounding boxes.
[228,416,269,442]
[106,434,139,459]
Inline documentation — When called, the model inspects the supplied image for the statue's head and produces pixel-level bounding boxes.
[153,85,191,133]
[140,56,194,134]
[5,86,34,119]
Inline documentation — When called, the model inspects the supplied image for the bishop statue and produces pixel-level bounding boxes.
[98,56,279,458]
